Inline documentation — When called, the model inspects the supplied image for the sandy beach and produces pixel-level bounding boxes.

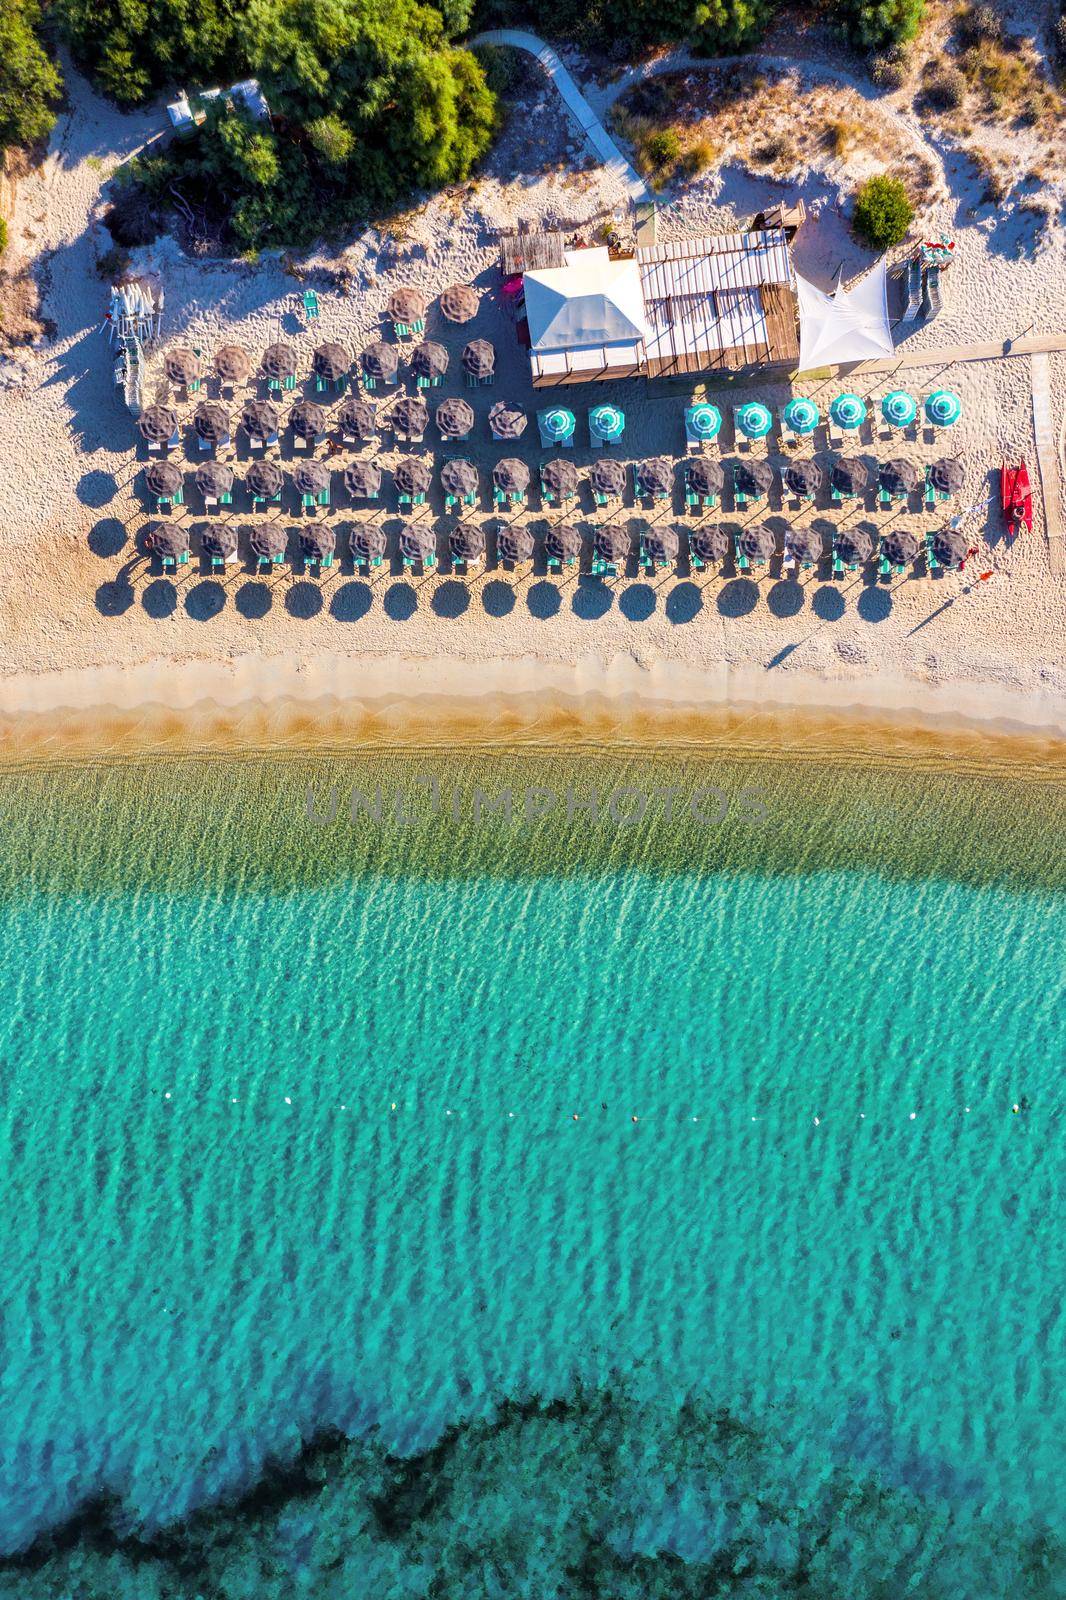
[1,39,1065,751]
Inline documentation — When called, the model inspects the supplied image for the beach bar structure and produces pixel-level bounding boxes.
[522,232,798,387]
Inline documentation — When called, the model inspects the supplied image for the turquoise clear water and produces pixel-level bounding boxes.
[0,745,1062,1596]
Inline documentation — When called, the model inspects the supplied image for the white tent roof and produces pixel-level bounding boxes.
[796,259,893,370]
[524,258,650,352]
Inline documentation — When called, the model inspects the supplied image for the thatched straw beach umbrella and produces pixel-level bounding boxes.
[643,525,679,564]
[436,397,474,440]
[399,522,436,565]
[261,342,297,380]
[595,523,630,564]
[300,523,336,561]
[784,459,823,498]
[450,521,485,563]
[312,342,350,382]
[836,527,875,564]
[201,522,238,562]
[545,523,583,563]
[441,458,478,499]
[152,523,190,561]
[690,524,730,564]
[930,457,965,495]
[193,401,230,444]
[590,458,626,498]
[493,458,530,495]
[214,344,252,385]
[635,457,673,498]
[290,399,326,440]
[241,398,280,442]
[737,523,777,563]
[250,523,287,562]
[498,523,534,564]
[395,456,433,497]
[362,342,399,382]
[344,460,382,499]
[735,459,774,497]
[387,287,427,326]
[831,457,868,496]
[882,527,919,565]
[879,458,919,495]
[145,460,182,498]
[411,341,449,381]
[247,460,284,500]
[138,404,178,445]
[488,401,527,440]
[391,396,429,437]
[440,283,479,323]
[351,524,388,564]
[932,527,969,567]
[164,347,201,387]
[785,524,823,564]
[338,397,376,440]
[195,461,234,500]
[541,457,579,499]
[292,460,331,498]
[687,458,724,497]
[462,338,495,380]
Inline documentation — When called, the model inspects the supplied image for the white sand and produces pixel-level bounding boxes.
[0,50,1064,745]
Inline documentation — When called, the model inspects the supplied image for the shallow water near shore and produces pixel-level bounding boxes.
[0,728,1062,1596]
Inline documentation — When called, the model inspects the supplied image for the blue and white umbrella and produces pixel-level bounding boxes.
[830,393,867,430]
[881,390,917,428]
[925,389,962,427]
[783,396,820,435]
[736,401,773,440]
[589,404,625,442]
[686,403,722,440]
[539,407,576,443]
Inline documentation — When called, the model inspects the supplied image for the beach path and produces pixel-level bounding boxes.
[472,30,652,203]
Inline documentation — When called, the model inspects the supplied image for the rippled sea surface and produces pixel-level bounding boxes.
[0,737,1062,1597]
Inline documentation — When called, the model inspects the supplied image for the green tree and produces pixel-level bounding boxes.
[852,173,914,248]
[831,0,924,51]
[0,0,62,151]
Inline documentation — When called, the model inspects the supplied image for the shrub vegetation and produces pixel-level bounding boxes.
[0,0,62,152]
[852,173,913,246]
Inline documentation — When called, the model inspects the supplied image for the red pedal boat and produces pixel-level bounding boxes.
[1001,460,1032,535]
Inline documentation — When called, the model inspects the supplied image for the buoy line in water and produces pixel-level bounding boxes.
[153,1094,1035,1119]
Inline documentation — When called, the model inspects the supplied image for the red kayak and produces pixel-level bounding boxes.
[1001,460,1032,534]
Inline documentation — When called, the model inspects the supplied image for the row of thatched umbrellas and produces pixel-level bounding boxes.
[160,332,496,396]
[145,452,967,512]
[139,388,515,448]
[150,518,969,570]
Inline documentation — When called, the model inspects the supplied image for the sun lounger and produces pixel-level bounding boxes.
[303,289,319,321]
[902,257,922,322]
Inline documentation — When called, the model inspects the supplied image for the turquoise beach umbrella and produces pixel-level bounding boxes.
[830,393,867,430]
[686,403,722,440]
[925,389,962,427]
[881,390,917,428]
[589,404,625,442]
[736,401,773,440]
[783,396,820,435]
[539,406,575,443]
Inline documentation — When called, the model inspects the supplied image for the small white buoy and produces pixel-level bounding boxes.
[1012,1103,1020,1114]
[284,1096,291,1105]
[231,1097,237,1104]
[164,1092,172,1100]
[965,1106,971,1113]
[814,1116,820,1126]
[860,1113,865,1119]
[909,1112,916,1120]
[508,1112,514,1118]
[391,1102,397,1111]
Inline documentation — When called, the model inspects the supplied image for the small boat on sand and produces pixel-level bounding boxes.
[1001,460,1032,535]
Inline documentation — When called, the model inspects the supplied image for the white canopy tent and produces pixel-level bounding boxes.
[524,254,650,352]
[796,258,893,370]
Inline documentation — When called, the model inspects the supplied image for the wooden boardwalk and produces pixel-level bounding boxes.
[1031,352,1064,577]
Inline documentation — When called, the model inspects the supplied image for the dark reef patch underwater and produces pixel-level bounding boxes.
[3,1387,1062,1599]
